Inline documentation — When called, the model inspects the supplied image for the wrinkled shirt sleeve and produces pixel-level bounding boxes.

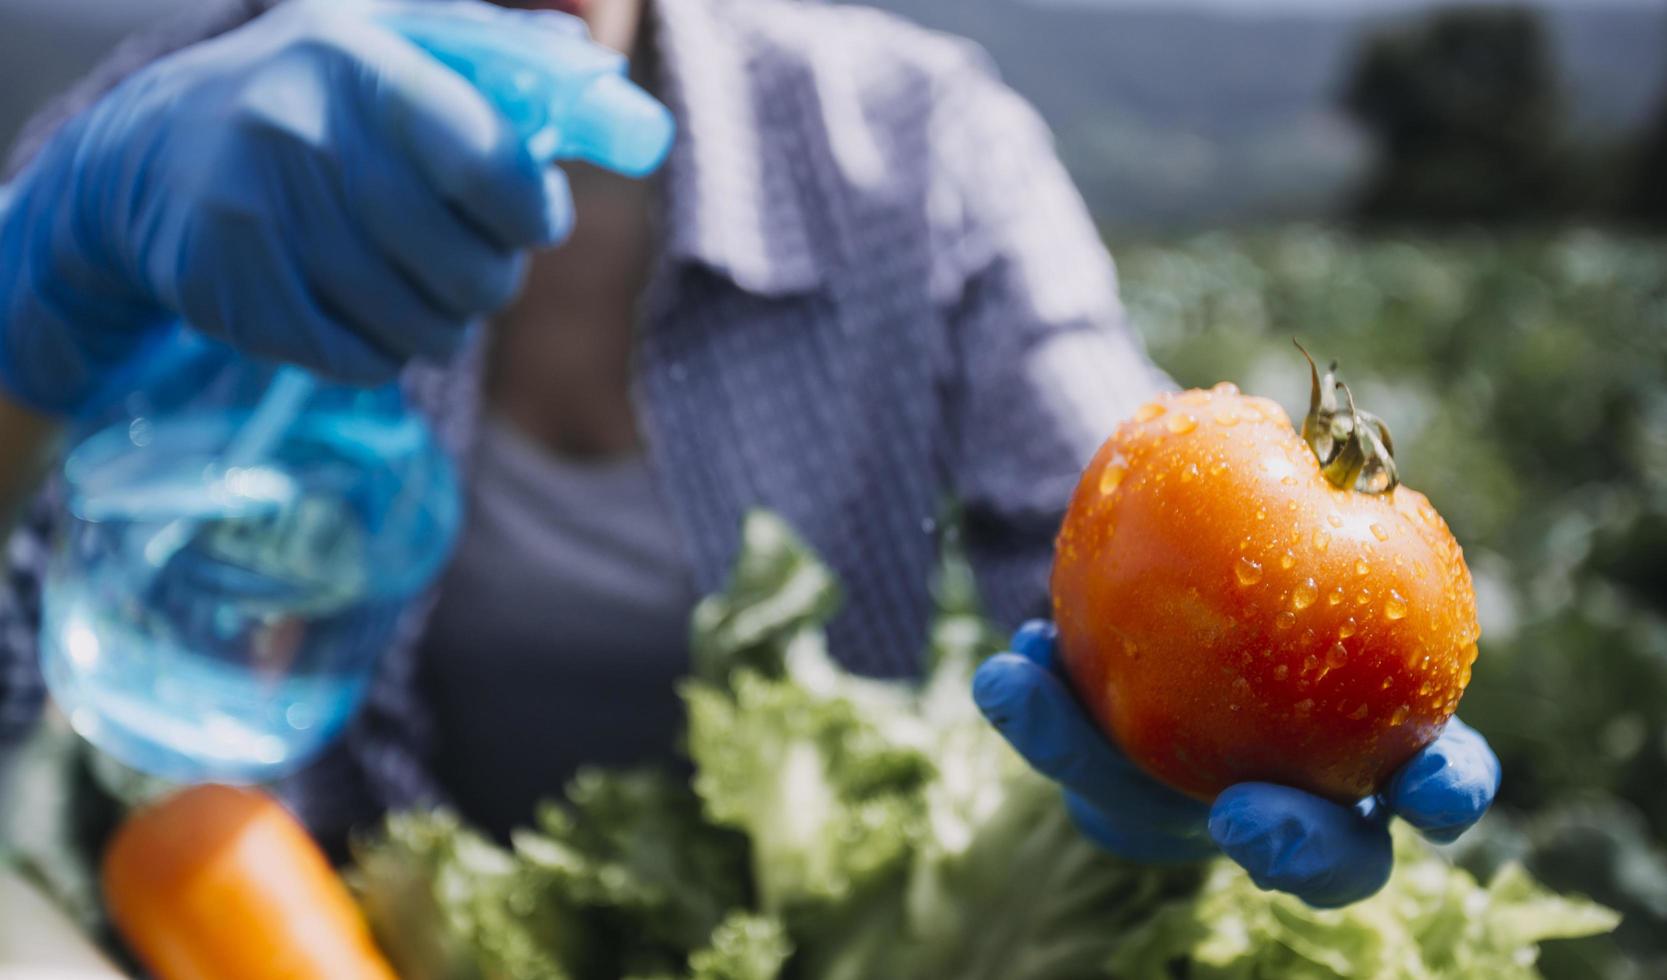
[931,54,1173,629]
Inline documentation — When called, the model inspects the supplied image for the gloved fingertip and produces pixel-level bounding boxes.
[1209,783,1393,908]
[1388,718,1501,843]
[971,653,1100,786]
[1298,866,1393,910]
[1009,620,1058,669]
[1206,784,1278,854]
[970,653,1039,722]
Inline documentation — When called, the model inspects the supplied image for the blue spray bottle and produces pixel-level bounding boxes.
[38,3,675,785]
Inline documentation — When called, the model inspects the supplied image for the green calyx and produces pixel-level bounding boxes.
[1295,340,1399,495]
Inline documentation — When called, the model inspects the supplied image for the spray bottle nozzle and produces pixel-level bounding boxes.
[563,73,675,177]
[379,5,675,177]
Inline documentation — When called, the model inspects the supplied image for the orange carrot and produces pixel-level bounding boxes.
[102,784,397,980]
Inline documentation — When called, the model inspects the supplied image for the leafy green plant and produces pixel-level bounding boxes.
[350,511,1615,979]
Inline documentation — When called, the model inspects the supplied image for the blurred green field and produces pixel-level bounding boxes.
[1116,227,1667,979]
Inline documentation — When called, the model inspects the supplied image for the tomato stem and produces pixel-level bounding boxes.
[1294,340,1399,494]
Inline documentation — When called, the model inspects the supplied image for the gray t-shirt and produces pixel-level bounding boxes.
[416,415,697,838]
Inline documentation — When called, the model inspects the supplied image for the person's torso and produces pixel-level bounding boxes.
[402,0,990,681]
[0,0,1047,834]
[417,414,697,837]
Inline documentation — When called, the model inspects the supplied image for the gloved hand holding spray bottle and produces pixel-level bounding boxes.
[0,0,674,784]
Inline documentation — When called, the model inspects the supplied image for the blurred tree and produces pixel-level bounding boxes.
[1633,73,1667,226]
[1342,6,1568,224]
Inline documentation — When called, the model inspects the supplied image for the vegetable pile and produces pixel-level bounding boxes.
[344,512,1613,980]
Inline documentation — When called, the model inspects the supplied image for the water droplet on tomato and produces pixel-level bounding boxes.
[1212,381,1239,396]
[1281,551,1297,570]
[1381,676,1394,690]
[1354,560,1370,576]
[1302,654,1318,674]
[1295,699,1314,716]
[1181,462,1199,482]
[1167,413,1198,434]
[1135,402,1165,422]
[1418,680,1432,696]
[1255,508,1267,521]
[1274,664,1290,680]
[1214,410,1239,427]
[1211,459,1229,475]
[1347,703,1369,721]
[1327,513,1344,529]
[1384,590,1408,620]
[1098,463,1127,495]
[1326,643,1347,669]
[1236,557,1264,586]
[1356,587,1372,605]
[1280,475,1297,486]
[1328,587,1345,606]
[1459,663,1472,686]
[1276,611,1297,630]
[1339,618,1357,638]
[1390,704,1410,726]
[1370,522,1390,542]
[1312,529,1331,552]
[1292,579,1317,610]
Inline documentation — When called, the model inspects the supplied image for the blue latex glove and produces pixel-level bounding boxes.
[0,0,650,414]
[973,620,1501,908]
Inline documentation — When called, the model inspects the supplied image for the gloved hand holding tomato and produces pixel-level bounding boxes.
[977,349,1501,908]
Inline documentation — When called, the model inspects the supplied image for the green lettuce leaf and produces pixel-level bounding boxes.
[688,511,841,686]
[684,650,933,913]
[350,810,578,980]
[688,512,1204,980]
[1108,824,1619,980]
[519,768,749,958]
[687,912,793,980]
[622,912,791,980]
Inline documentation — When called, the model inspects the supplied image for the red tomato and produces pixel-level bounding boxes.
[1051,364,1479,804]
